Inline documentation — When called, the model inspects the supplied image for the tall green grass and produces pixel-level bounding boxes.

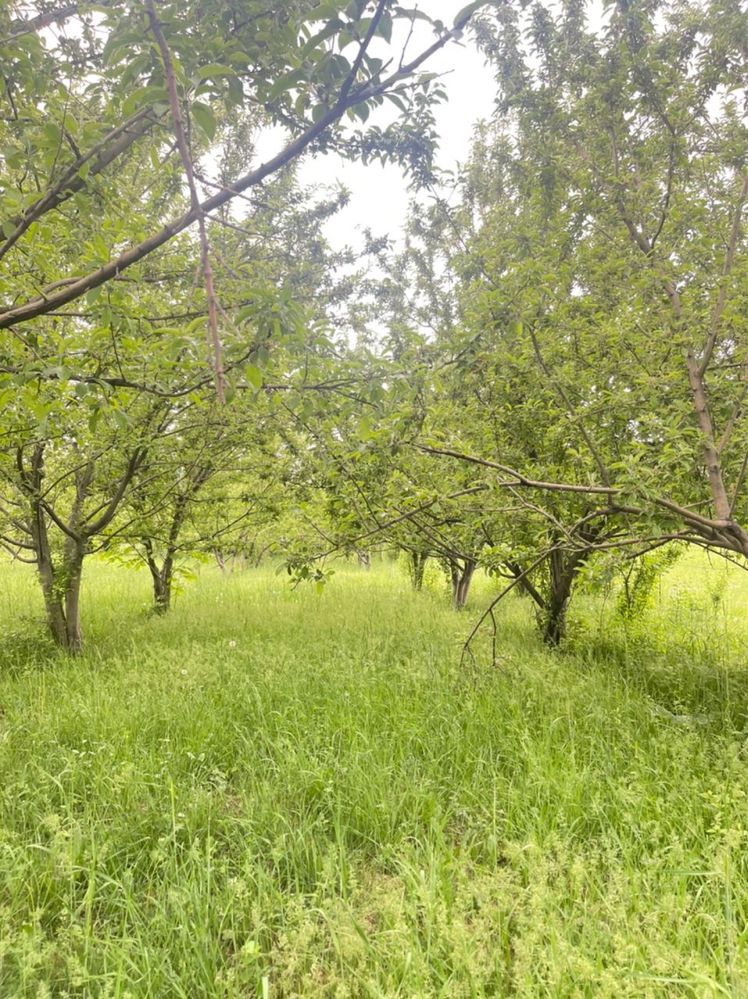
[1,554,748,996]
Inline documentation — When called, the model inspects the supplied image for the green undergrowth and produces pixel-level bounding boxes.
[1,555,748,996]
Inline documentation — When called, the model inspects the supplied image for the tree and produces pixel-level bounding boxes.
[111,406,287,612]
[1,0,489,369]
[3,0,499,647]
[453,0,748,559]
[0,397,164,651]
[364,177,637,639]
[387,0,748,653]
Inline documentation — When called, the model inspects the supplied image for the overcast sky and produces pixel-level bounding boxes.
[257,3,497,252]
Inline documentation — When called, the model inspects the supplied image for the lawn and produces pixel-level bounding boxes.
[1,554,748,997]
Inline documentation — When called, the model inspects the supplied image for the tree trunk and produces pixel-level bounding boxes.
[451,559,476,610]
[149,566,172,614]
[62,553,85,653]
[253,543,271,568]
[409,551,427,591]
[37,551,85,653]
[357,550,371,570]
[28,472,85,653]
[541,549,586,647]
[145,544,174,614]
[39,573,67,648]
[542,593,569,647]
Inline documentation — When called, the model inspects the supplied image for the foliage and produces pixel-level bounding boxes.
[615,544,684,621]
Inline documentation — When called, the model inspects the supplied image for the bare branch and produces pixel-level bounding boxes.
[418,444,616,495]
[146,0,225,402]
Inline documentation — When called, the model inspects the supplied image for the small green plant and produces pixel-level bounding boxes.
[615,545,683,621]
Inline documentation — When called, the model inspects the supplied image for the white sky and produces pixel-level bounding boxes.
[257,2,497,252]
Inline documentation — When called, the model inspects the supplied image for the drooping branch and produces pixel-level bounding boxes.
[419,444,748,553]
[315,484,489,560]
[462,549,555,667]
[417,444,616,495]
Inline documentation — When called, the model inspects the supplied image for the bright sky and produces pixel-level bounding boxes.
[257,2,497,252]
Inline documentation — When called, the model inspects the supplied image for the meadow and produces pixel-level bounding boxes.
[1,554,748,997]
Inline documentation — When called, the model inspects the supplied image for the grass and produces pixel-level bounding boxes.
[1,553,748,996]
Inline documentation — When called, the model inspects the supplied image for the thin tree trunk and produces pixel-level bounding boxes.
[158,552,174,613]
[148,564,173,614]
[686,354,733,522]
[37,550,85,653]
[25,452,83,652]
[542,592,570,647]
[62,553,85,653]
[39,570,68,648]
[253,543,271,568]
[409,551,427,591]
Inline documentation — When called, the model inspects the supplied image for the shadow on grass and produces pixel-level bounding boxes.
[568,625,748,733]
[0,625,69,675]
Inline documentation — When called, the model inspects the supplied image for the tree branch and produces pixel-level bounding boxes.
[0,10,477,330]
[146,0,225,402]
[0,109,159,263]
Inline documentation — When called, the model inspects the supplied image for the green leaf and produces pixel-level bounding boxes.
[311,1,344,19]
[268,68,306,102]
[191,102,217,140]
[40,122,61,149]
[358,416,374,440]
[376,13,393,42]
[454,1,486,26]
[122,84,169,116]
[245,364,263,393]
[196,63,236,81]
[300,19,344,58]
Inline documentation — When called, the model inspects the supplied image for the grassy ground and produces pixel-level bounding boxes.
[1,553,748,997]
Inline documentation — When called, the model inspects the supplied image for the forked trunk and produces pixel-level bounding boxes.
[38,556,85,654]
[145,547,174,614]
[150,569,173,614]
[451,559,476,610]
